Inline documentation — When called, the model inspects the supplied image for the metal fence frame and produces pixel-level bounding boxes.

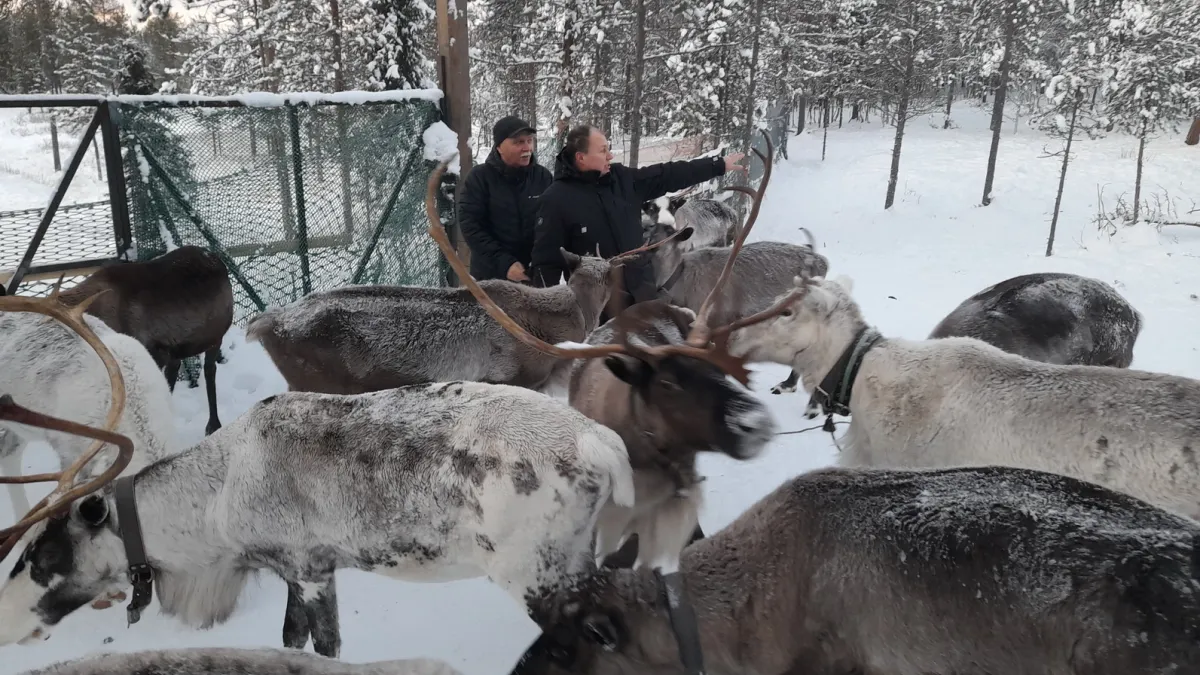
[0,97,133,295]
[0,93,458,298]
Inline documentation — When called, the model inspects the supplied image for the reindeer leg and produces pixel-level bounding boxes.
[771,368,800,395]
[282,581,312,650]
[203,347,222,435]
[164,358,182,393]
[299,575,341,659]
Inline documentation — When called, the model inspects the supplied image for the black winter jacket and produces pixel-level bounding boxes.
[457,147,554,280]
[529,146,727,304]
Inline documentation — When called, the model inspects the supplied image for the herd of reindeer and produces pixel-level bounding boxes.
[0,132,1197,675]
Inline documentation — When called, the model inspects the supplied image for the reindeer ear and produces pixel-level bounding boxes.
[605,355,652,387]
[674,226,694,243]
[560,247,583,271]
[581,611,623,651]
[75,494,110,528]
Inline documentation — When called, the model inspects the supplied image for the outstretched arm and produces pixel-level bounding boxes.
[632,155,728,203]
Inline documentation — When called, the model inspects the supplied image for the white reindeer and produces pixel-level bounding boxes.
[0,308,178,517]
[735,274,1200,522]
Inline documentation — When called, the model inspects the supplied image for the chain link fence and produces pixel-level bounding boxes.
[118,97,451,328]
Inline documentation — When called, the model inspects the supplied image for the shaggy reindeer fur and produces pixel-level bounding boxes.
[739,274,1200,520]
[649,240,829,396]
[641,196,737,249]
[0,311,177,517]
[516,464,1200,675]
[59,245,234,435]
[245,252,611,395]
[18,647,463,675]
[928,271,1142,367]
[0,382,634,660]
[567,300,777,572]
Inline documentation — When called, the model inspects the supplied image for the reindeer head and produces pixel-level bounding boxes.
[0,281,133,647]
[596,301,775,461]
[731,274,866,386]
[513,573,632,675]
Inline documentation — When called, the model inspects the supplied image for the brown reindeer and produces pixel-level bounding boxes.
[515,464,1200,675]
[59,245,233,435]
[425,131,805,576]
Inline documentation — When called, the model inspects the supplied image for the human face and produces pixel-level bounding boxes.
[574,130,613,175]
[499,132,536,167]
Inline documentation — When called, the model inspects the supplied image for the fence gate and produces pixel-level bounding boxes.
[1,92,455,384]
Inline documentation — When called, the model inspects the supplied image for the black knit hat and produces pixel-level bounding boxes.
[493,115,536,147]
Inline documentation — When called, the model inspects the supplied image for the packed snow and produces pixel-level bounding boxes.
[2,103,1200,675]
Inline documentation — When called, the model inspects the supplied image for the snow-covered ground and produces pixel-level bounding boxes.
[2,102,1200,675]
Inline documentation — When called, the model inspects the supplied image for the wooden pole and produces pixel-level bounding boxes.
[436,0,473,266]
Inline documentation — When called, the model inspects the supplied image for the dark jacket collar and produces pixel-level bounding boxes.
[486,147,541,181]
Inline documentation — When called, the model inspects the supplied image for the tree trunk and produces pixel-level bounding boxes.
[49,111,60,172]
[555,0,578,147]
[742,0,764,154]
[943,78,955,129]
[1046,95,1080,257]
[1185,117,1200,145]
[328,0,345,92]
[627,0,647,168]
[884,43,916,210]
[981,4,1016,206]
[1132,122,1146,223]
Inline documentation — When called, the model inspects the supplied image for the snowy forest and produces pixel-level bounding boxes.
[0,0,1197,209]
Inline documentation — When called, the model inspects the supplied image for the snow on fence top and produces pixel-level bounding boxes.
[0,89,445,108]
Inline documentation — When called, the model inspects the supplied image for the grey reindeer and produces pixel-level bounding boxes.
[516,464,1200,675]
[736,273,1200,521]
[18,648,462,675]
[928,271,1143,367]
[245,229,692,397]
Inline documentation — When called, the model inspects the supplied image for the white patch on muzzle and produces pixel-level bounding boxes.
[0,566,53,646]
[726,403,777,460]
[654,196,676,226]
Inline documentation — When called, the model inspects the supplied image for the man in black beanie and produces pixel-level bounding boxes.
[457,115,554,282]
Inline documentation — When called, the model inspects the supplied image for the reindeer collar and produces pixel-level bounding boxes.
[806,326,883,427]
[112,476,154,626]
[657,262,685,294]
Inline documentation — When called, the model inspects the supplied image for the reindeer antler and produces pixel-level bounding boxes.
[686,129,775,349]
[0,278,130,563]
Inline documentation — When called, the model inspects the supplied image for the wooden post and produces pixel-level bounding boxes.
[436,0,473,267]
[1186,117,1200,146]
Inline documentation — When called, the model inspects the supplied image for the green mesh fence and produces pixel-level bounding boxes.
[116,97,453,328]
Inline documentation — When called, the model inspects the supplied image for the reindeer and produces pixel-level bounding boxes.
[58,245,234,435]
[0,166,641,662]
[427,135,797,580]
[735,273,1200,521]
[18,647,462,675]
[0,282,177,536]
[928,271,1143,368]
[515,464,1200,675]
[641,191,737,249]
[244,234,692,397]
[642,164,828,398]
